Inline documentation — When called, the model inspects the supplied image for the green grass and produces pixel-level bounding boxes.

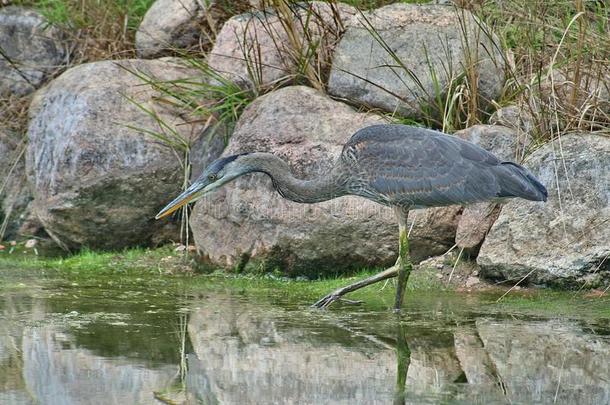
[491,289,610,320]
[0,245,182,274]
[2,246,609,321]
[0,245,439,286]
[14,0,154,31]
[11,0,156,59]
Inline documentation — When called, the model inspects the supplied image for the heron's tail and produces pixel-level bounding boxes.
[496,162,548,202]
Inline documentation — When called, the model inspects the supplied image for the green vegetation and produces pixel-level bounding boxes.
[478,0,610,140]
[8,0,608,140]
[0,245,188,275]
[7,0,606,139]
[12,0,156,59]
[120,57,257,245]
[2,247,609,320]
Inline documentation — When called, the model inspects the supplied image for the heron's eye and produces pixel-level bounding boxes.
[208,174,217,182]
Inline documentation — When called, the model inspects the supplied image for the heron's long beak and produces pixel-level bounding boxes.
[155,180,209,220]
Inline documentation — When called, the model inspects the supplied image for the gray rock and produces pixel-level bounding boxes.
[478,133,610,286]
[135,0,252,58]
[189,86,460,276]
[537,67,610,116]
[0,6,68,97]
[454,202,501,251]
[207,1,356,90]
[328,3,504,119]
[0,130,35,241]
[489,104,536,135]
[454,124,530,162]
[187,295,397,403]
[189,123,229,182]
[26,58,220,250]
[453,125,529,251]
[464,275,480,288]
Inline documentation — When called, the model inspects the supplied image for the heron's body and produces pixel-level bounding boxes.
[156,124,547,310]
[335,125,546,207]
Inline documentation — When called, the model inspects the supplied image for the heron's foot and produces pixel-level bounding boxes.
[312,292,338,309]
[312,289,363,309]
[312,291,345,309]
[311,265,400,310]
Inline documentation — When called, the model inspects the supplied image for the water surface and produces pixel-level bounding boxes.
[1,266,609,404]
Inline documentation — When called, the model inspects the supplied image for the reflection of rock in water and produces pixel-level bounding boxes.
[3,287,610,404]
[20,326,177,404]
[186,295,610,404]
[0,292,47,404]
[475,319,610,404]
[406,339,462,397]
[186,296,463,405]
[21,326,178,404]
[454,325,498,386]
[0,292,179,404]
[187,300,394,404]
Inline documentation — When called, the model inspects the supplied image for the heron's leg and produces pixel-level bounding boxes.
[311,207,413,310]
[311,265,399,309]
[394,207,412,311]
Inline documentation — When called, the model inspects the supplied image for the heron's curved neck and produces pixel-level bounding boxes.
[241,153,346,203]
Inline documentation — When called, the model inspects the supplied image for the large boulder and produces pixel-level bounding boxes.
[455,124,530,163]
[207,1,356,90]
[0,6,67,97]
[478,133,610,286]
[328,3,504,119]
[135,0,252,58]
[26,59,222,250]
[453,202,501,253]
[453,125,530,252]
[189,86,461,276]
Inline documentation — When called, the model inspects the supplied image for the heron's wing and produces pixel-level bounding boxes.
[341,125,506,207]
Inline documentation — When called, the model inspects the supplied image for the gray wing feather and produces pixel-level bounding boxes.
[341,125,545,207]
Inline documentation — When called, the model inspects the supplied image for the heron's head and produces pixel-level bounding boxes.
[155,153,252,219]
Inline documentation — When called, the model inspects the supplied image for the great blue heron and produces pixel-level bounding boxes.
[156,124,547,310]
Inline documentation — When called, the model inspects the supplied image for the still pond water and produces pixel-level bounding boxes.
[1,266,610,405]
